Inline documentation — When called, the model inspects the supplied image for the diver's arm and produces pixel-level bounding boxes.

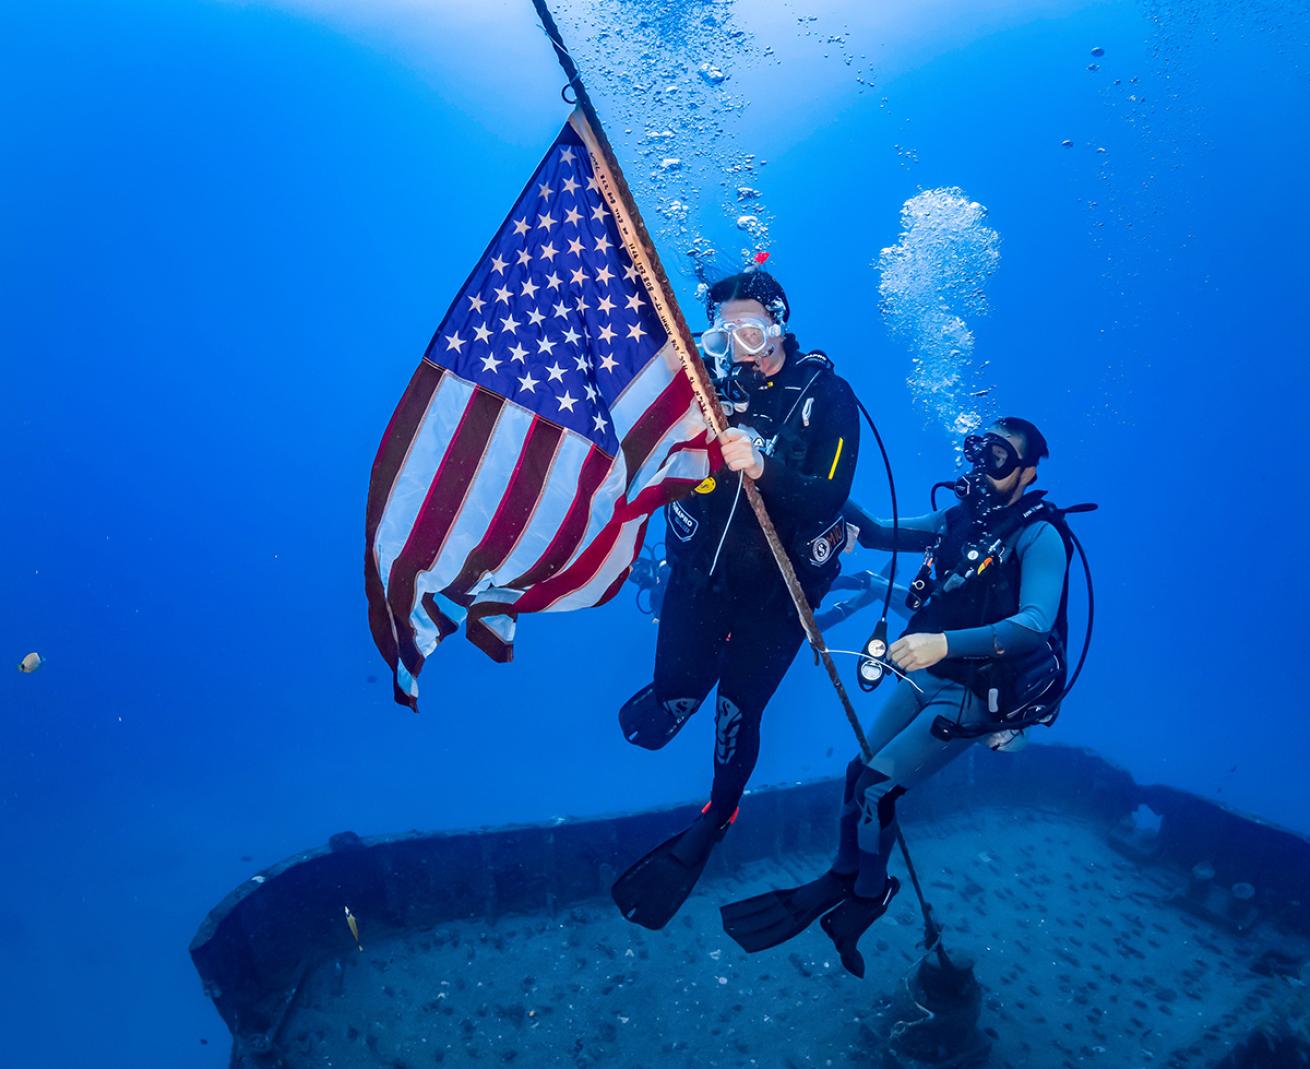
[842,502,945,551]
[942,522,1067,658]
[754,377,861,517]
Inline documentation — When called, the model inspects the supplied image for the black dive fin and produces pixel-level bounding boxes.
[719,870,854,953]
[612,810,730,930]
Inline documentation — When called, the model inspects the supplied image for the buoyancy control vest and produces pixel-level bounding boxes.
[664,350,851,593]
[906,490,1075,721]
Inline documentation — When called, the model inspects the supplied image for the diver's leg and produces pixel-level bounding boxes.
[707,591,809,817]
[848,674,983,895]
[832,680,926,879]
[612,570,737,927]
[620,565,728,750]
[822,675,987,976]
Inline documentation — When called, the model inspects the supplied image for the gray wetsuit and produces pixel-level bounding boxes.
[833,508,1068,898]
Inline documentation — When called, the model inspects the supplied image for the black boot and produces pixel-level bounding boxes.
[820,876,900,978]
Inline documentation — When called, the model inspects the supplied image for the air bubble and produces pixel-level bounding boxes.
[548,0,774,281]
[877,188,1000,434]
[698,62,728,85]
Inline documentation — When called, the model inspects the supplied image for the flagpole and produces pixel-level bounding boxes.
[529,0,949,963]
[529,0,871,741]
[531,0,723,434]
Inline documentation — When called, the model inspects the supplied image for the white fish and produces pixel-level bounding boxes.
[18,652,43,673]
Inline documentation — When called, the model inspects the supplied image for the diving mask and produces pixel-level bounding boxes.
[700,315,782,360]
[963,433,1025,480]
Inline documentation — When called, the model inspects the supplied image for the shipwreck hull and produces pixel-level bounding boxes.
[189,744,1310,1067]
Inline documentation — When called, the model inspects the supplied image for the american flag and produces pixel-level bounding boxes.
[365,110,719,710]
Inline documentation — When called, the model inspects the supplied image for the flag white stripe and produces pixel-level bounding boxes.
[484,429,592,585]
[608,339,679,439]
[406,402,529,656]
[375,374,473,595]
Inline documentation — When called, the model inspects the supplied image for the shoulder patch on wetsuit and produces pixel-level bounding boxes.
[667,499,699,542]
[799,349,834,370]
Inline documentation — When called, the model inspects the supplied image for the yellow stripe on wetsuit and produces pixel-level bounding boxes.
[827,437,844,480]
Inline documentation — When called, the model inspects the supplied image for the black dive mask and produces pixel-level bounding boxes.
[716,360,769,413]
[963,433,1023,479]
[949,433,1024,514]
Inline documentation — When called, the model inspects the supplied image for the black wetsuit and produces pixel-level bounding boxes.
[623,349,860,818]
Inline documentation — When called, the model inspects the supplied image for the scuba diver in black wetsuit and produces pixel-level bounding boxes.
[611,268,861,930]
[721,417,1089,977]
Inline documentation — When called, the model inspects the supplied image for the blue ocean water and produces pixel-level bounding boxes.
[2,0,1308,1065]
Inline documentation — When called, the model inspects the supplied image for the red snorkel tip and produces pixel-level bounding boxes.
[753,250,770,266]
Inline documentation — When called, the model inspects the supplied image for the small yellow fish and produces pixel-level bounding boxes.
[344,906,362,951]
[18,652,43,674]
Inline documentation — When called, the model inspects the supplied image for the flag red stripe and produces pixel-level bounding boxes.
[595,519,651,606]
[503,379,697,597]
[386,386,505,674]
[441,416,564,602]
[513,453,707,613]
[620,376,699,494]
[364,362,445,669]
[503,445,612,590]
[420,593,461,641]
[365,360,446,542]
[464,602,517,664]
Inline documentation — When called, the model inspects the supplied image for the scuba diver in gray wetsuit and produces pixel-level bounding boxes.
[721,416,1084,978]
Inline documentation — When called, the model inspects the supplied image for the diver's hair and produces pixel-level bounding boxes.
[991,416,1050,465]
[706,270,790,326]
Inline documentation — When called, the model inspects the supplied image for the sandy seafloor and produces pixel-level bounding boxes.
[276,807,1308,1068]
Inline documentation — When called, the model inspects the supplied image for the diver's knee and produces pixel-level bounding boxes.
[853,764,900,813]
[876,784,907,827]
